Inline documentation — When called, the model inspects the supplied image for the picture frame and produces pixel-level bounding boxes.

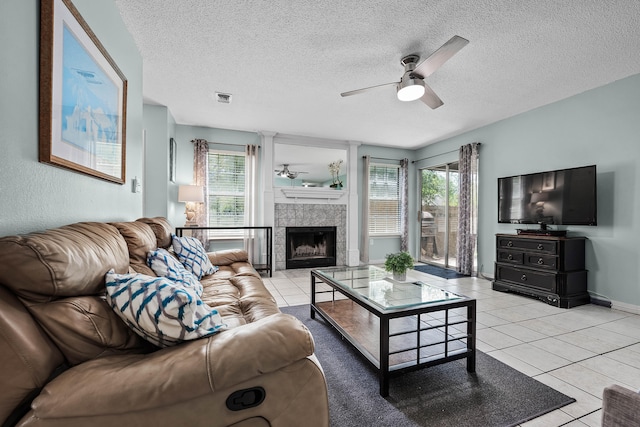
[169,138,177,182]
[39,0,127,184]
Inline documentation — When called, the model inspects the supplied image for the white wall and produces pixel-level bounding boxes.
[0,0,144,235]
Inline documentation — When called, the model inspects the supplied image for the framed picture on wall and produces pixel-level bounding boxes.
[39,0,127,184]
[170,138,177,182]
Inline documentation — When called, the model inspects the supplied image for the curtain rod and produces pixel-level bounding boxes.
[411,149,457,163]
[362,156,403,162]
[412,142,481,163]
[191,140,255,149]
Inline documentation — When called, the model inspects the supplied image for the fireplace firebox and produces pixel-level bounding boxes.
[286,226,337,269]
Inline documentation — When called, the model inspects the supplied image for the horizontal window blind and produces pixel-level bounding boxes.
[369,164,400,235]
[208,151,245,237]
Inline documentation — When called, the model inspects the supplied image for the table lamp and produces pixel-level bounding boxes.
[178,185,204,227]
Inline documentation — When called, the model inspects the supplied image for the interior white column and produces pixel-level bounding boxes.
[259,131,276,229]
[347,141,361,266]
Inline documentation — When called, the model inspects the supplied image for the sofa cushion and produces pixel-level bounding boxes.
[110,222,158,277]
[147,248,203,296]
[136,217,173,249]
[171,234,217,279]
[207,248,249,265]
[0,285,65,426]
[28,296,153,366]
[105,270,225,347]
[0,222,130,302]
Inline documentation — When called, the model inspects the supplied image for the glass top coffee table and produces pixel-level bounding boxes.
[311,265,476,397]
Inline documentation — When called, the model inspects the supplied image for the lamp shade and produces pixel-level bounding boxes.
[178,185,204,203]
[397,78,425,101]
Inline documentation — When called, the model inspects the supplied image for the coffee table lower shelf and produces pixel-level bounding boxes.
[310,272,476,397]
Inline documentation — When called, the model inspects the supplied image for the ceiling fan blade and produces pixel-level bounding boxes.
[413,35,469,78]
[340,82,398,97]
[419,82,444,109]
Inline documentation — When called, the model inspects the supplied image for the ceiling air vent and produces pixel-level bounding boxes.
[215,92,232,104]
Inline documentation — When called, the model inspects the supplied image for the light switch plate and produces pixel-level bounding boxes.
[132,177,142,193]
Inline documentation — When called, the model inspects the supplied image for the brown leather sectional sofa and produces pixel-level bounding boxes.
[0,217,329,427]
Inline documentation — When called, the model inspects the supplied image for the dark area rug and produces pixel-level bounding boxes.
[413,264,467,279]
[282,304,575,427]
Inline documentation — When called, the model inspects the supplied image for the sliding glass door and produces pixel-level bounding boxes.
[419,163,459,268]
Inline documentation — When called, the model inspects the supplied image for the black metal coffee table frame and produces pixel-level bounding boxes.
[311,268,476,397]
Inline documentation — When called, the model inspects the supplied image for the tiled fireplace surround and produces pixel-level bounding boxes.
[274,203,347,271]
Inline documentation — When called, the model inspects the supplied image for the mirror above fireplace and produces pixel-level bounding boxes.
[273,138,347,189]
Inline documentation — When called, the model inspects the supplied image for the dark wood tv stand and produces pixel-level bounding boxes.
[492,233,590,308]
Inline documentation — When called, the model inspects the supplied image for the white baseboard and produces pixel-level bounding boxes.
[347,249,360,267]
[610,300,640,315]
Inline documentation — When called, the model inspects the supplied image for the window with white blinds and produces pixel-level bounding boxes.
[208,151,245,237]
[368,163,400,235]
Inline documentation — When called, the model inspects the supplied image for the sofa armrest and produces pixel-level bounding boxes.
[206,312,314,387]
[208,249,249,266]
[28,313,314,419]
[602,384,640,427]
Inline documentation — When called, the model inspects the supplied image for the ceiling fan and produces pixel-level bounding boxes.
[340,35,469,109]
[274,164,308,179]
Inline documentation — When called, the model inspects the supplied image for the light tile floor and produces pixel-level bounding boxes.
[262,266,640,427]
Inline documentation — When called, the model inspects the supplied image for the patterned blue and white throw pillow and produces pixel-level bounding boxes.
[171,234,218,279]
[105,270,225,348]
[147,248,203,296]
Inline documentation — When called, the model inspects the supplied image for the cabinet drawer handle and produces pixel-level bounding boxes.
[537,258,544,265]
[507,254,513,260]
[537,244,544,250]
[507,241,513,247]
[521,274,527,281]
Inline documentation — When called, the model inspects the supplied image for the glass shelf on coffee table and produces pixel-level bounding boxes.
[310,265,476,397]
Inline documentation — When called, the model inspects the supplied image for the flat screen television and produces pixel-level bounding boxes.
[498,165,597,229]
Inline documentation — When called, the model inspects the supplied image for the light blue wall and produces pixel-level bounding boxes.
[142,105,177,222]
[357,145,416,262]
[168,125,260,227]
[0,0,143,236]
[143,74,640,307]
[31,0,634,307]
[175,126,261,148]
[416,73,640,306]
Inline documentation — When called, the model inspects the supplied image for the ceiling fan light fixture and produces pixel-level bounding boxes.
[397,78,425,101]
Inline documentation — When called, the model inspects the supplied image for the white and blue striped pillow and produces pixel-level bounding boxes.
[105,270,225,348]
[171,234,218,279]
[147,248,203,296]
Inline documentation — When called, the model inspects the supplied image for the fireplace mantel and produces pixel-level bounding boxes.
[280,187,346,200]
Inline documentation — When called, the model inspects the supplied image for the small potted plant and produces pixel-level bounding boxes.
[384,251,414,282]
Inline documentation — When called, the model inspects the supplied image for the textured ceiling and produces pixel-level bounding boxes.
[115,0,640,149]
